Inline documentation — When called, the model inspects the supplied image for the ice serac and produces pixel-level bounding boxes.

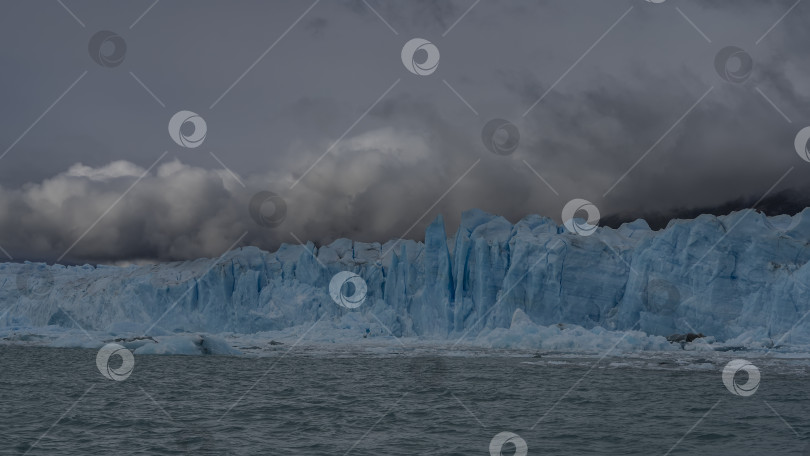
[3,208,810,346]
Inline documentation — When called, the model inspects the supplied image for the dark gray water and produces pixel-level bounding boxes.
[1,346,808,455]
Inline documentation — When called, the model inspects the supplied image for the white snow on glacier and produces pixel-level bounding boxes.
[2,208,810,354]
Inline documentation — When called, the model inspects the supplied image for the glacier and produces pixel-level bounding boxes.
[2,208,810,354]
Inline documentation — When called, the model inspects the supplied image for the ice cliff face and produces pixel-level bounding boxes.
[3,208,810,345]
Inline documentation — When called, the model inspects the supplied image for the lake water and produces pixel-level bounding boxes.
[1,346,808,455]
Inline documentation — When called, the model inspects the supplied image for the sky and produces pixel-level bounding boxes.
[1,0,809,264]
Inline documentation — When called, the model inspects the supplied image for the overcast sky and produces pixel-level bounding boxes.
[1,0,809,264]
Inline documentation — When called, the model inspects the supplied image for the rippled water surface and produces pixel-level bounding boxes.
[1,346,809,455]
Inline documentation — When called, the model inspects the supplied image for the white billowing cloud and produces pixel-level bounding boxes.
[0,125,515,263]
[65,161,146,181]
[1,158,246,263]
[4,71,809,265]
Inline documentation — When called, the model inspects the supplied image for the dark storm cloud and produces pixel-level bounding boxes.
[0,0,809,263]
